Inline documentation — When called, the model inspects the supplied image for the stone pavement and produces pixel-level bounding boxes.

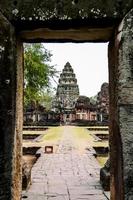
[22,126,109,200]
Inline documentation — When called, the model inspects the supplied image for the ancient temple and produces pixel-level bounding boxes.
[96,82,109,123]
[55,62,79,123]
[75,96,97,121]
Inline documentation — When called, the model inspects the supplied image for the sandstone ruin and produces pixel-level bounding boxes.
[0,1,133,199]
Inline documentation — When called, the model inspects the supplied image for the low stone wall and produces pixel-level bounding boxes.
[23,126,48,131]
[22,147,41,190]
[100,159,110,191]
[72,119,109,126]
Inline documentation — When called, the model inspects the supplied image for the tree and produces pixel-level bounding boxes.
[89,95,97,104]
[38,92,54,111]
[24,43,58,110]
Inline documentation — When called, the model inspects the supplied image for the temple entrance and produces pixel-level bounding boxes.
[0,2,133,199]
[64,114,71,124]
[22,42,110,199]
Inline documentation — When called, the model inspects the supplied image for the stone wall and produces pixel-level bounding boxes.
[109,9,133,200]
[117,9,133,200]
[0,0,132,23]
[0,12,23,200]
[0,0,132,43]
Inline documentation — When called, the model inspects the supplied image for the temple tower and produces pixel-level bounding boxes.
[56,62,79,123]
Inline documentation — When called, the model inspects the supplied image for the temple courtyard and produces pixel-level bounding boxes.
[22,126,109,200]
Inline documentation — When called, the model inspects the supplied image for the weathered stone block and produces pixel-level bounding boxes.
[109,8,133,200]
[0,11,16,200]
[0,0,132,42]
[0,11,23,200]
[0,0,133,23]
[118,9,133,200]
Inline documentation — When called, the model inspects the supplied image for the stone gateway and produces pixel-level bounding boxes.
[0,1,133,200]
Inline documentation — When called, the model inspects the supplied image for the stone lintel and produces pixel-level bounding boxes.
[0,0,133,32]
[19,26,114,42]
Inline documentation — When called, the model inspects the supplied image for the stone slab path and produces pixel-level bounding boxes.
[22,126,109,200]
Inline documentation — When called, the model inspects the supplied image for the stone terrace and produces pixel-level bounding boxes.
[22,126,109,200]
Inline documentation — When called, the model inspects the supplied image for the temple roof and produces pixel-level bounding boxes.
[55,62,79,111]
[57,62,79,94]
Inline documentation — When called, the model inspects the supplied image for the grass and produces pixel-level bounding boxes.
[23,130,44,135]
[23,127,63,148]
[40,127,63,142]
[97,156,108,167]
[86,126,108,128]
[89,130,108,135]
[70,127,97,153]
[72,127,108,147]
[72,127,93,139]
[23,126,109,165]
[71,126,109,164]
[93,140,108,147]
[23,127,63,142]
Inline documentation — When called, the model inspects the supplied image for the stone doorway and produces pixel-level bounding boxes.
[0,2,133,200]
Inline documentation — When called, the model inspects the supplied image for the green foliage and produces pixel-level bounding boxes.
[39,92,54,111]
[24,43,58,109]
[89,95,97,104]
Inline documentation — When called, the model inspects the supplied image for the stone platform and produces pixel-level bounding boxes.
[22,126,110,200]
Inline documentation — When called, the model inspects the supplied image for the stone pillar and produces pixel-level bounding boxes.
[100,113,103,122]
[0,12,23,200]
[109,9,133,200]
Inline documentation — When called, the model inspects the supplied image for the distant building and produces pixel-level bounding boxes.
[24,62,109,125]
[75,96,97,121]
[97,83,109,122]
[53,62,98,124]
[54,62,79,123]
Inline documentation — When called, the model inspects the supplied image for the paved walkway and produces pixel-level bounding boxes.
[22,126,109,200]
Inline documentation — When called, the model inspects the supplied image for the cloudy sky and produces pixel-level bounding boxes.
[44,43,108,97]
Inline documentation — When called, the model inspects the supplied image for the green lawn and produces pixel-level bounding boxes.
[23,126,109,166]
[40,127,63,142]
[97,156,108,167]
[23,130,44,135]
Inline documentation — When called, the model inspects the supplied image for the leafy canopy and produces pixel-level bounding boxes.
[24,43,58,108]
